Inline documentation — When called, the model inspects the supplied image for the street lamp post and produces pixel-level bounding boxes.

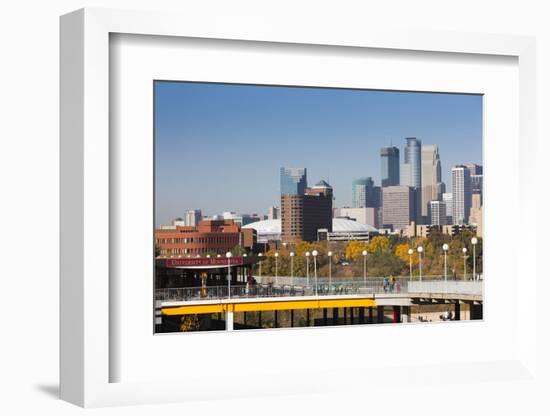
[327,251,333,291]
[442,244,449,281]
[408,248,414,281]
[305,251,310,288]
[462,247,468,280]
[417,246,424,281]
[274,252,279,285]
[362,250,368,287]
[226,251,232,299]
[258,252,263,280]
[290,252,295,286]
[312,250,318,296]
[471,237,478,280]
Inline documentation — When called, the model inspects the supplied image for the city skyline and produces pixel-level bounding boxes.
[155,81,482,226]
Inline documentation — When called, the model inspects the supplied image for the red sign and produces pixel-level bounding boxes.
[165,257,244,268]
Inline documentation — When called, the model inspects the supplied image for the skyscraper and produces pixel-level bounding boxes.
[280,167,307,196]
[184,209,202,227]
[452,165,472,225]
[400,137,422,188]
[382,186,418,231]
[430,200,448,226]
[352,177,379,208]
[421,145,442,220]
[267,206,279,220]
[380,146,400,187]
[281,180,333,242]
[442,192,453,223]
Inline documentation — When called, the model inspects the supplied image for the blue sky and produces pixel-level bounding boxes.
[155,81,482,226]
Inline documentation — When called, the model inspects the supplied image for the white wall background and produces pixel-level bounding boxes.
[0,0,548,414]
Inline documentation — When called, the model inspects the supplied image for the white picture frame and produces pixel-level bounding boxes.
[60,8,538,408]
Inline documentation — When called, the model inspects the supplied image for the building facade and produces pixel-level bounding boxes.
[333,206,379,228]
[382,185,418,231]
[400,137,422,188]
[155,219,256,257]
[380,146,400,187]
[452,165,472,225]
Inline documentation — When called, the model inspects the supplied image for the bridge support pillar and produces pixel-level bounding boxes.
[377,306,384,323]
[469,303,483,320]
[454,302,461,320]
[402,306,410,323]
[226,310,234,331]
[392,306,401,323]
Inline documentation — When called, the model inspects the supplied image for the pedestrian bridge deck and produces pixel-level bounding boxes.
[159,280,482,316]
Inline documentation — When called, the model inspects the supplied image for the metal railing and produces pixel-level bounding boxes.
[156,277,410,302]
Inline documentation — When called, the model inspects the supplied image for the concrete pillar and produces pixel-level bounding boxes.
[469,303,483,320]
[274,310,278,328]
[344,307,348,324]
[306,309,310,326]
[226,311,234,331]
[392,306,401,323]
[402,306,410,323]
[377,306,385,323]
[350,307,354,325]
[454,302,461,321]
[359,307,366,324]
[333,308,339,325]
[291,309,294,327]
[368,307,373,324]
[243,311,247,326]
[259,310,262,328]
[323,308,328,326]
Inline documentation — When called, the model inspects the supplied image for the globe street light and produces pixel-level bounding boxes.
[327,251,333,291]
[442,244,449,281]
[226,251,232,299]
[274,252,279,285]
[305,251,311,287]
[471,237,478,280]
[312,250,319,296]
[362,250,368,288]
[408,248,414,281]
[290,252,295,286]
[417,246,424,281]
[462,247,468,280]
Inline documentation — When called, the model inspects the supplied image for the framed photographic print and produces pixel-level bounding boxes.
[60,8,538,408]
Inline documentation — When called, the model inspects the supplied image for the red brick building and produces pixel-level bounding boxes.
[155,219,256,257]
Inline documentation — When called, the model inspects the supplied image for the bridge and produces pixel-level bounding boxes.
[156,277,483,330]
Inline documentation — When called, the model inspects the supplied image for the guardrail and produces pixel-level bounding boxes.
[156,278,410,302]
[407,280,483,295]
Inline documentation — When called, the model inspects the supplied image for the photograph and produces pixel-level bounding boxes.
[153,81,484,333]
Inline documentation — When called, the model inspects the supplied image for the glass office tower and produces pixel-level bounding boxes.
[380,146,400,187]
[280,167,307,195]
